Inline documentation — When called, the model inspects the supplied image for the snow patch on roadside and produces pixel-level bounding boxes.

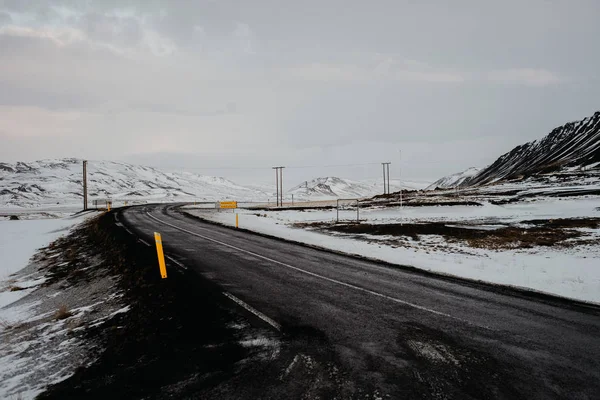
[0,212,130,399]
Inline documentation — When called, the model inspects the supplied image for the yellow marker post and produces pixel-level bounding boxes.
[236,213,239,228]
[107,201,111,212]
[154,232,167,279]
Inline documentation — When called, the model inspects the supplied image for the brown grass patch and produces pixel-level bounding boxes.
[55,305,73,321]
[301,218,599,250]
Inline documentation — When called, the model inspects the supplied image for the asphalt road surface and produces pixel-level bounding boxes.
[120,204,600,399]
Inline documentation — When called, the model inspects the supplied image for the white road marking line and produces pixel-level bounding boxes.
[139,238,151,247]
[145,212,491,330]
[280,354,299,380]
[223,292,281,331]
[166,255,188,271]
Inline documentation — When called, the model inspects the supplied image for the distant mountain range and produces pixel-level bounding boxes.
[0,159,268,207]
[429,111,600,189]
[289,177,428,200]
[0,159,430,207]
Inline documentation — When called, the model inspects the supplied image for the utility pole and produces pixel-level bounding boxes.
[273,167,279,207]
[83,160,88,211]
[387,163,391,195]
[399,149,402,208]
[381,162,391,194]
[382,163,385,194]
[272,166,285,206]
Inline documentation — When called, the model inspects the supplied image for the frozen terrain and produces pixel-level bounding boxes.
[0,213,88,398]
[430,110,600,189]
[0,158,424,209]
[0,159,270,208]
[426,167,481,190]
[0,215,86,310]
[289,177,429,200]
[0,211,131,399]
[184,196,600,304]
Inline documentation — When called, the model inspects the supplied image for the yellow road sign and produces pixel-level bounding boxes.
[220,201,238,209]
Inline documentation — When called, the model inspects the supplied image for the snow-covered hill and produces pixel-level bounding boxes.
[288,177,424,200]
[468,111,600,187]
[426,167,481,190]
[429,111,600,190]
[0,159,268,208]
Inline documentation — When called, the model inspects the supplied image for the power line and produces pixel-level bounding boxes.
[286,162,382,169]
[89,160,384,171]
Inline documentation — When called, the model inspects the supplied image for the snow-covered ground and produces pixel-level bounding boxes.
[361,197,600,224]
[184,197,600,304]
[0,215,87,311]
[0,211,112,399]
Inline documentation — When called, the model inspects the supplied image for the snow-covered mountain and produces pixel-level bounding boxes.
[0,158,268,207]
[468,111,600,186]
[288,177,422,199]
[430,111,600,189]
[426,167,481,190]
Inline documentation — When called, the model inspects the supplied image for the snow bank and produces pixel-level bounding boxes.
[0,217,88,311]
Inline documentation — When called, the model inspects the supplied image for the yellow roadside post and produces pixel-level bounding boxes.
[236,213,239,228]
[154,232,167,279]
[107,201,111,212]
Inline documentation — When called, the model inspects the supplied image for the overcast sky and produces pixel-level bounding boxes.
[1,0,599,185]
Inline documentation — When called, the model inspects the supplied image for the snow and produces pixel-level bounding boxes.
[426,167,482,190]
[0,219,77,273]
[184,197,600,304]
[0,158,430,208]
[0,217,87,310]
[427,111,600,190]
[0,158,270,208]
[288,177,429,200]
[0,212,95,399]
[361,198,600,224]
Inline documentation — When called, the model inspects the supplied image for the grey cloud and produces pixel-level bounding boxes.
[0,80,100,110]
[0,11,11,24]
[1,0,599,183]
[77,12,143,48]
[108,102,239,117]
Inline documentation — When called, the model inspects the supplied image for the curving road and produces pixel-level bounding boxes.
[120,204,600,399]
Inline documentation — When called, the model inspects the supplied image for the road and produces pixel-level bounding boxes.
[120,204,600,399]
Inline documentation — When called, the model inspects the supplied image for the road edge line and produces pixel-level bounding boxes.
[223,292,281,331]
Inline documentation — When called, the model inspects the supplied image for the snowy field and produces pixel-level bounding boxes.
[0,215,87,309]
[184,197,600,304]
[0,211,99,398]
